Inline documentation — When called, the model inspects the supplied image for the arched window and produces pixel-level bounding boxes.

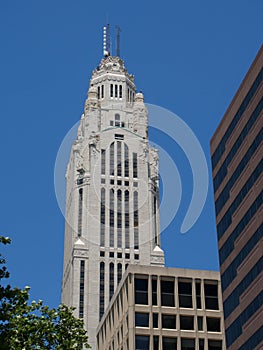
[117,263,122,284]
[99,262,105,319]
[115,114,120,127]
[125,190,130,249]
[109,189,114,247]
[117,189,122,248]
[134,191,139,249]
[117,141,122,176]
[100,188,105,246]
[109,263,114,300]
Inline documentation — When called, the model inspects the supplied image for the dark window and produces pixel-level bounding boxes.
[195,281,201,308]
[110,142,114,175]
[101,149,105,175]
[78,189,83,236]
[224,258,263,319]
[135,254,139,260]
[208,340,222,350]
[115,84,118,98]
[162,314,176,329]
[100,251,105,257]
[180,315,194,330]
[133,152,138,178]
[109,189,114,247]
[219,193,263,264]
[117,141,122,176]
[100,188,105,246]
[135,278,148,305]
[125,181,129,186]
[163,337,177,350]
[197,316,203,331]
[79,260,85,318]
[115,134,124,140]
[135,312,149,327]
[117,252,122,258]
[109,252,114,258]
[125,253,130,259]
[101,84,104,98]
[152,278,157,305]
[109,262,114,301]
[161,280,174,307]
[117,180,122,185]
[101,178,105,184]
[97,86,100,99]
[181,338,195,350]
[199,339,204,350]
[213,99,263,196]
[135,335,149,350]
[125,190,130,248]
[117,189,122,248]
[134,191,139,249]
[178,281,192,308]
[124,144,129,177]
[153,336,159,350]
[110,179,114,185]
[99,262,105,319]
[216,155,263,239]
[117,263,122,284]
[204,283,219,310]
[153,313,158,328]
[221,223,263,291]
[110,84,113,97]
[239,327,263,350]
[211,68,263,169]
[119,85,122,99]
[207,317,221,332]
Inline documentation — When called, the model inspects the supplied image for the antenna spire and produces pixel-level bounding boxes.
[116,25,121,57]
[103,24,111,57]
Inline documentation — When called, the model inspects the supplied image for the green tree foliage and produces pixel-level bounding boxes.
[0,236,90,349]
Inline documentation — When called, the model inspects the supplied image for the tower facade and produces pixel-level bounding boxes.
[62,54,164,348]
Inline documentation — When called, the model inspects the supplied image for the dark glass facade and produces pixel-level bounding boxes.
[210,46,263,349]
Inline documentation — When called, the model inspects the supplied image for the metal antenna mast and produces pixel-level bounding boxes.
[116,25,121,57]
[103,24,111,57]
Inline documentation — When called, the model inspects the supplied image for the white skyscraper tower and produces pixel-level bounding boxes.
[62,26,164,349]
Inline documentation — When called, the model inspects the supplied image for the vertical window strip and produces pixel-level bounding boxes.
[133,152,138,178]
[99,262,105,319]
[117,141,122,176]
[110,142,114,176]
[101,85,104,98]
[100,188,105,247]
[97,86,100,99]
[101,149,105,175]
[117,189,122,248]
[124,144,129,177]
[109,262,114,301]
[125,190,130,248]
[117,263,122,284]
[110,84,113,97]
[153,196,157,244]
[119,85,122,99]
[78,189,83,236]
[115,84,118,98]
[109,189,114,247]
[79,260,85,318]
[134,191,139,249]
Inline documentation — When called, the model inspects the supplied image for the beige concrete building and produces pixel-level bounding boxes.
[97,265,226,350]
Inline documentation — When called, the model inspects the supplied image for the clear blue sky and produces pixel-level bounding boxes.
[0,1,262,308]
